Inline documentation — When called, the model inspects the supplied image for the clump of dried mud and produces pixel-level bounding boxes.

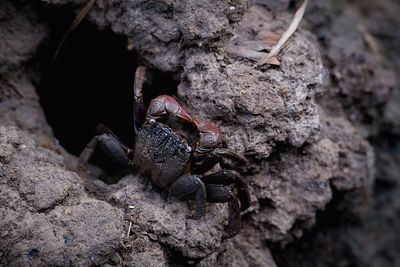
[0,0,399,266]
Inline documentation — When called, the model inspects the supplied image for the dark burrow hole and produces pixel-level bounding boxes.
[36,6,179,183]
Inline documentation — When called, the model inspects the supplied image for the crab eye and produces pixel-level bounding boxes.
[200,133,221,149]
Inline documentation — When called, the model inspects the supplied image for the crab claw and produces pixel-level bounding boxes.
[146,95,193,123]
[193,119,223,156]
[193,119,222,134]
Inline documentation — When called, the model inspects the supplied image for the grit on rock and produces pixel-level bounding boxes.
[0,0,399,266]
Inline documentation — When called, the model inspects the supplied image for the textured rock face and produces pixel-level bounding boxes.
[0,127,124,266]
[176,4,373,247]
[0,0,50,140]
[85,0,248,72]
[1,0,397,266]
[271,1,399,267]
[108,175,228,260]
[179,50,323,159]
[0,1,47,73]
[178,6,326,159]
[243,114,374,245]
[309,1,394,135]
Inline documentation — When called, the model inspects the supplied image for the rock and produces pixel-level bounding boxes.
[197,233,277,267]
[320,115,375,191]
[270,1,400,266]
[1,0,397,266]
[122,234,167,267]
[108,175,227,260]
[83,0,248,72]
[0,1,47,73]
[308,0,395,135]
[0,127,124,266]
[178,6,326,160]
[248,138,338,243]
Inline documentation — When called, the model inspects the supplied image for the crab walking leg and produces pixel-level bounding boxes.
[133,66,147,134]
[201,170,250,211]
[193,147,248,174]
[192,119,223,157]
[78,125,132,166]
[205,184,241,237]
[191,120,247,170]
[95,124,132,152]
[212,148,248,165]
[169,174,207,218]
[146,95,194,123]
[192,154,220,174]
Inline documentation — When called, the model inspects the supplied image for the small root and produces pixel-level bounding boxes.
[53,0,97,62]
[4,76,25,98]
[254,0,309,67]
[127,220,132,237]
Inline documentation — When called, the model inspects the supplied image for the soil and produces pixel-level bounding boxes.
[0,0,399,266]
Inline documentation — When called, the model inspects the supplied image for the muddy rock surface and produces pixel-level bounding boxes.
[108,175,228,260]
[1,0,399,266]
[43,0,248,72]
[0,127,124,266]
[308,0,395,135]
[0,1,47,73]
[272,1,400,267]
[179,6,326,160]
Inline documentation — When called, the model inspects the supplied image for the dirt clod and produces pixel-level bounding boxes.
[1,0,399,266]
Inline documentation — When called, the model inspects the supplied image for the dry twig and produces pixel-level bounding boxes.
[254,0,309,67]
[127,220,132,237]
[53,0,97,62]
[3,75,25,98]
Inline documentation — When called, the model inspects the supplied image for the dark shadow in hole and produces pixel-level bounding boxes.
[36,6,179,182]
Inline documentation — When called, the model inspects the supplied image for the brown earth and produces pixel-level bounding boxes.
[0,0,399,266]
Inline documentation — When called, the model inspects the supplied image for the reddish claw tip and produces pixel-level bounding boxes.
[193,119,222,135]
[147,95,194,123]
[162,95,194,122]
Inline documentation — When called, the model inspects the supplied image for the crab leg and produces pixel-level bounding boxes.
[169,174,207,218]
[192,119,223,157]
[133,66,147,134]
[212,148,247,165]
[192,147,248,175]
[201,170,250,211]
[201,170,250,237]
[78,124,133,167]
[204,184,241,237]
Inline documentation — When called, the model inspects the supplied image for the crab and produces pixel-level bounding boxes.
[78,66,250,236]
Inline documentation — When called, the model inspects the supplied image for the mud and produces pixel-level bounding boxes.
[0,0,399,266]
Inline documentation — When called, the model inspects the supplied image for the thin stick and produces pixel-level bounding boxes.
[53,0,97,62]
[254,0,309,67]
[5,77,24,98]
[9,80,24,98]
[127,221,132,237]
[346,6,383,63]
